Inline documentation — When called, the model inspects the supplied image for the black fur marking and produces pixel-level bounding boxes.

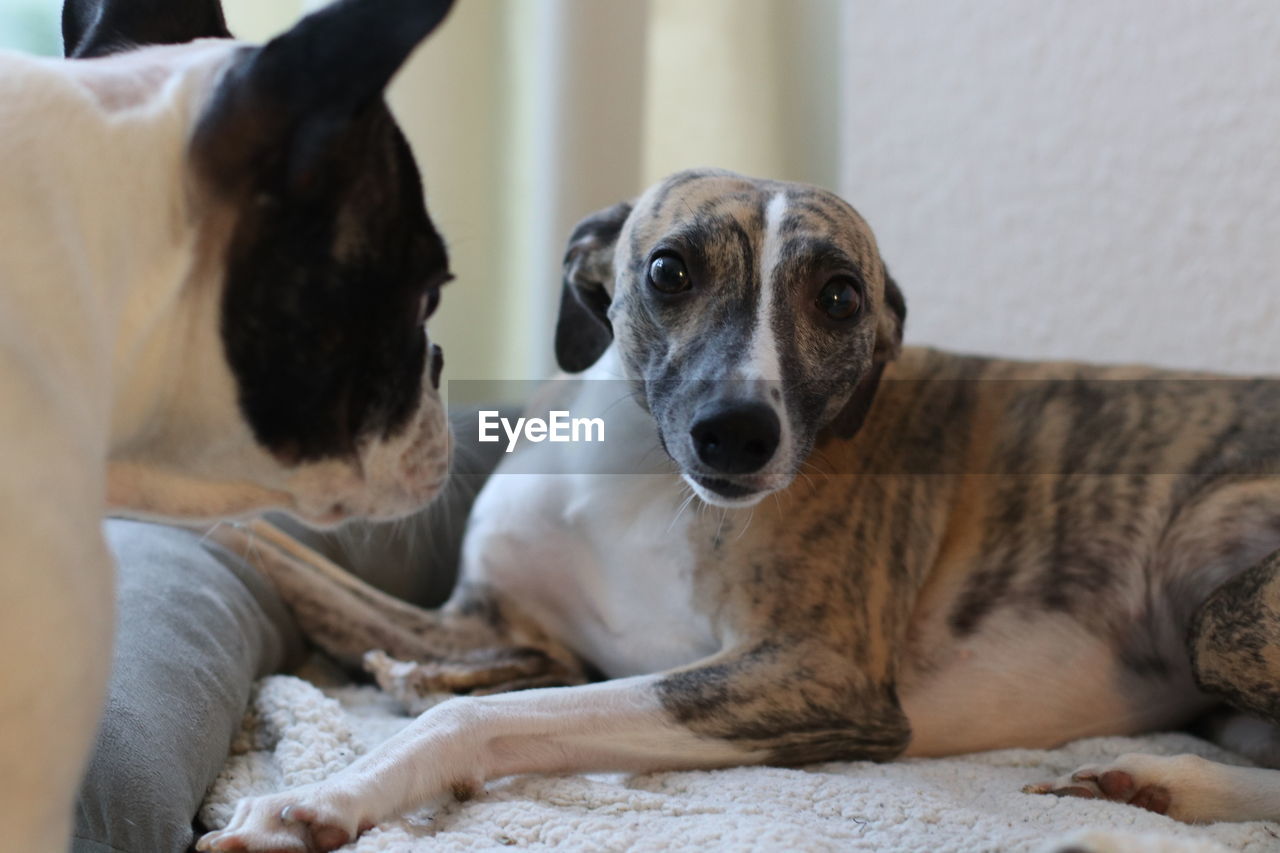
[880,266,907,345]
[633,203,770,451]
[1191,549,1280,721]
[1115,608,1177,679]
[557,202,634,372]
[949,377,1280,643]
[648,168,720,222]
[766,234,880,445]
[219,118,446,462]
[828,363,885,439]
[786,201,840,229]
[63,0,231,58]
[556,284,613,373]
[657,644,911,765]
[198,1,457,462]
[948,384,1049,636]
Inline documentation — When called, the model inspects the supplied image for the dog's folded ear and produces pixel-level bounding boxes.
[874,264,907,362]
[63,0,232,58]
[556,201,633,373]
[191,0,456,198]
[830,264,907,439]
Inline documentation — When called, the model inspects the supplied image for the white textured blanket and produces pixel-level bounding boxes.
[200,673,1280,853]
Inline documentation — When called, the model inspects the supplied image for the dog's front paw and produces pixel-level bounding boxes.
[1023,753,1227,822]
[196,785,373,852]
[364,647,582,707]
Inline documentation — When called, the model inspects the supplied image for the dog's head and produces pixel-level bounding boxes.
[66,0,457,525]
[557,169,906,508]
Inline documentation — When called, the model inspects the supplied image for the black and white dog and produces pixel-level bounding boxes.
[0,0,455,848]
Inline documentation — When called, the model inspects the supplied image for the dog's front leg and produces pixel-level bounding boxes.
[197,645,910,852]
[0,510,114,849]
[206,519,502,666]
[208,520,585,700]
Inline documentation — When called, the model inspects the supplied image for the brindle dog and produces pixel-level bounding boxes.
[200,170,1280,852]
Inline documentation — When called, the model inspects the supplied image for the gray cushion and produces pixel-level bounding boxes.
[73,521,303,853]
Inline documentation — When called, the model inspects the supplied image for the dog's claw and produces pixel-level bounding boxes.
[1052,785,1098,799]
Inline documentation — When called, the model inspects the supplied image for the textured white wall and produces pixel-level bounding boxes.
[840,1,1280,373]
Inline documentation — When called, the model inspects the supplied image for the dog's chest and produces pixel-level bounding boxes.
[461,371,720,677]
[465,471,718,677]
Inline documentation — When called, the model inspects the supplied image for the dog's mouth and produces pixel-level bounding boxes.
[685,473,770,508]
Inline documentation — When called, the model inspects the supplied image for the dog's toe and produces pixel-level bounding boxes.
[197,785,372,853]
[1127,783,1172,815]
[280,805,355,852]
[196,824,308,853]
[1095,768,1136,800]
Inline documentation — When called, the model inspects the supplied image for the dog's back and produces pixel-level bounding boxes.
[0,43,229,428]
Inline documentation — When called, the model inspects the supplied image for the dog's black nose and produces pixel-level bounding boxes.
[690,402,781,475]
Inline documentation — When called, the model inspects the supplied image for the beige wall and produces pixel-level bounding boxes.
[383,0,509,386]
[29,2,1264,385]
[841,0,1280,373]
[221,0,300,41]
[222,1,843,386]
[644,0,841,189]
[390,0,651,388]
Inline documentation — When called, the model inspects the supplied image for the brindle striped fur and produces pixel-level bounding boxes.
[649,349,1280,766]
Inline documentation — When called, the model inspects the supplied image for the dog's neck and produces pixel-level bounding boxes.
[1,43,239,460]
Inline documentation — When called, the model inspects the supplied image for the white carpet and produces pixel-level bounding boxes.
[200,673,1280,853]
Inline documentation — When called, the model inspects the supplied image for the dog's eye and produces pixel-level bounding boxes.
[648,253,691,294]
[416,272,453,325]
[817,277,861,320]
[417,289,440,325]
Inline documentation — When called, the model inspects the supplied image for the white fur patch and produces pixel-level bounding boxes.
[742,192,788,383]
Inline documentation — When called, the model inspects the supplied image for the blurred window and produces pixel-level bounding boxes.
[0,1,61,56]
